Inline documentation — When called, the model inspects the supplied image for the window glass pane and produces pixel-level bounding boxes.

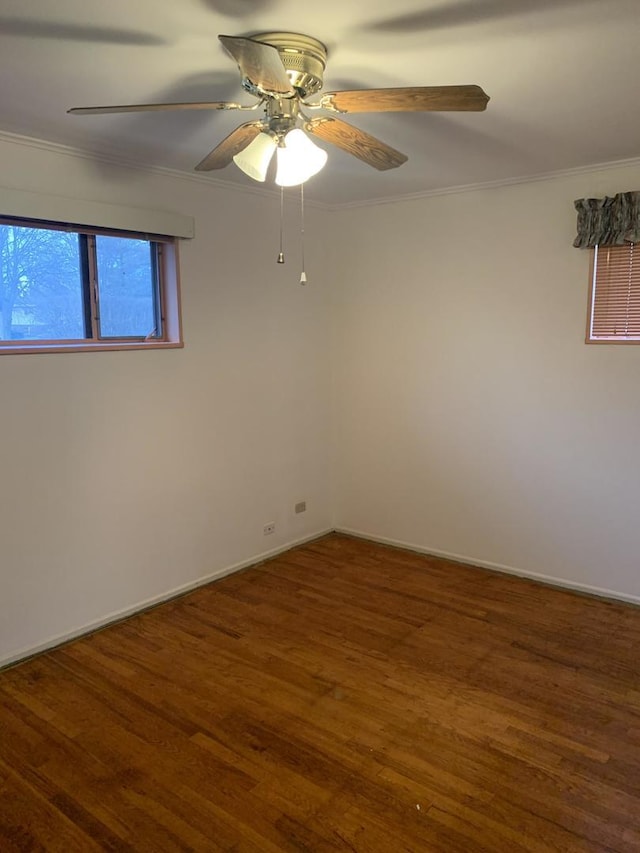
[96,236,158,338]
[0,225,84,341]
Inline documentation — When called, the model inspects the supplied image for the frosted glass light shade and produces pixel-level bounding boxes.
[275,129,328,187]
[233,132,277,182]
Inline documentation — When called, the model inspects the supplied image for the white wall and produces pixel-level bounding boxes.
[3,133,639,666]
[0,135,333,664]
[331,163,640,601]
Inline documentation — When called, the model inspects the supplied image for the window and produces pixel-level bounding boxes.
[0,217,182,353]
[587,242,640,343]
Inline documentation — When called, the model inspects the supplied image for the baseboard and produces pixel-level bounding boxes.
[7,526,638,669]
[0,528,334,670]
[336,527,640,607]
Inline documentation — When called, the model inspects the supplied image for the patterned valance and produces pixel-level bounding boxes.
[573,191,640,248]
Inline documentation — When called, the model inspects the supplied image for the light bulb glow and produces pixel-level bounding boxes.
[233,132,277,182]
[275,129,327,187]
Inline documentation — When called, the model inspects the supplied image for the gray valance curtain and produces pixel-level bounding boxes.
[573,191,640,248]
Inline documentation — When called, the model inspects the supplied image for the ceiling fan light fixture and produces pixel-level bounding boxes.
[275,128,327,187]
[233,131,277,182]
[69,32,490,185]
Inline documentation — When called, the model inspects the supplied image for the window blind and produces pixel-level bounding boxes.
[589,243,640,341]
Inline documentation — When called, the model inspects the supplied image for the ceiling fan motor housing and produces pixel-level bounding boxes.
[254,32,327,97]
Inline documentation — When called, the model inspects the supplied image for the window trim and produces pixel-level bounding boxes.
[0,216,183,355]
[0,186,194,238]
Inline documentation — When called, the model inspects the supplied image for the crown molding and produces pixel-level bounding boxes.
[1,127,640,213]
[0,128,331,210]
[328,155,640,211]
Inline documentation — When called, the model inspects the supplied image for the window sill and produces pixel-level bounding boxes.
[586,338,640,345]
[0,340,184,355]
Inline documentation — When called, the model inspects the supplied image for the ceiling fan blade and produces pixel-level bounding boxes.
[68,101,248,116]
[318,85,489,113]
[219,34,294,97]
[195,121,264,171]
[306,117,407,171]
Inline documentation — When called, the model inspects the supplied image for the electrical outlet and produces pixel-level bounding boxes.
[263,523,275,535]
[295,501,307,514]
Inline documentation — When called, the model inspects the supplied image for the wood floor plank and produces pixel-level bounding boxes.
[2,533,640,850]
[0,759,105,852]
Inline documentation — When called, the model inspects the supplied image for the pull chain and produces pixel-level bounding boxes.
[276,186,285,264]
[299,183,307,284]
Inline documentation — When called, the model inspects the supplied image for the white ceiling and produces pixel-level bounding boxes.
[1,0,639,205]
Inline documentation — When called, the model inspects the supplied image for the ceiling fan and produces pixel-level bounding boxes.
[68,32,490,185]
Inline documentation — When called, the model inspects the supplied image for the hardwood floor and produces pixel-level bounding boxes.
[1,534,640,852]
